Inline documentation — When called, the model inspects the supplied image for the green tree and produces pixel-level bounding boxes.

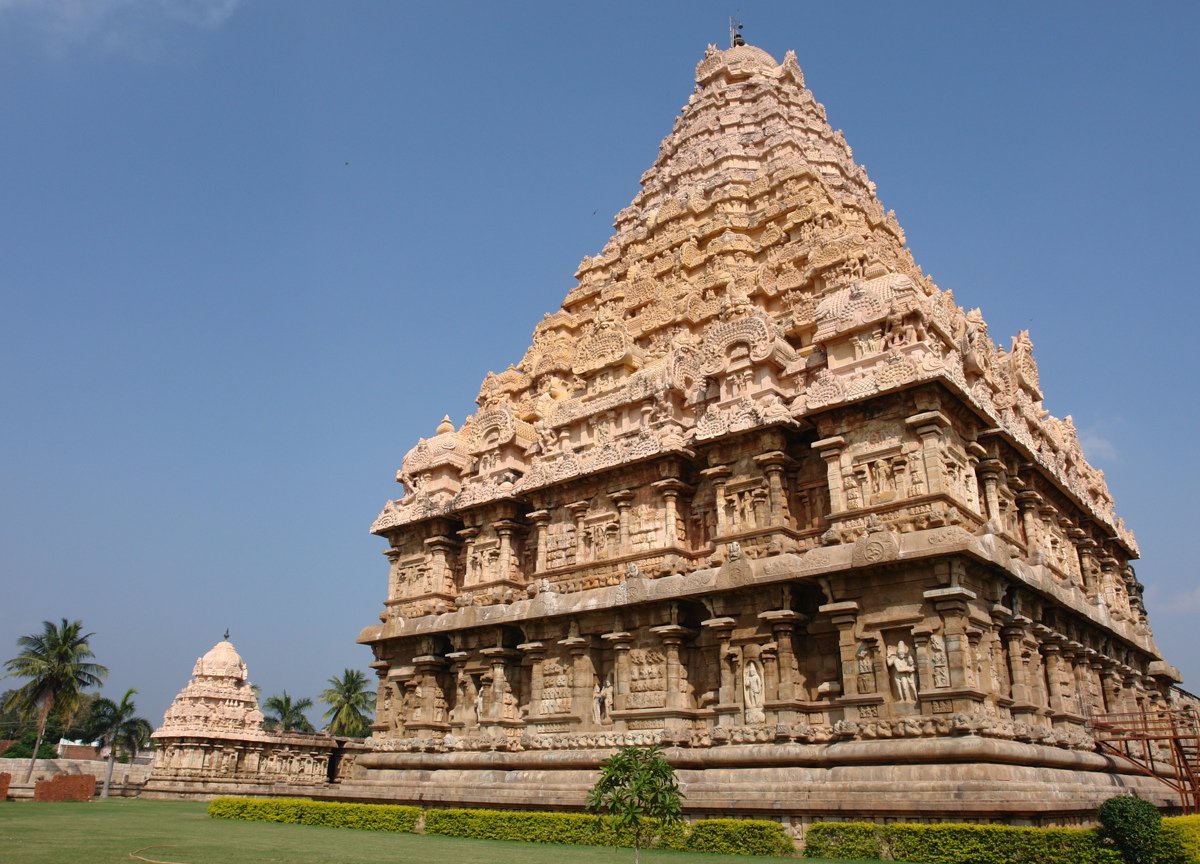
[1099,794,1163,864]
[85,688,152,798]
[585,744,684,864]
[319,669,374,737]
[3,619,108,781]
[262,691,315,733]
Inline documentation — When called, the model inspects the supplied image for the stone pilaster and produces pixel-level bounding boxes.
[651,478,691,548]
[601,628,634,718]
[905,411,950,497]
[754,451,795,526]
[701,616,739,726]
[528,510,550,573]
[812,436,846,513]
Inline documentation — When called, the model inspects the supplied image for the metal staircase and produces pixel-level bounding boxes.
[1090,707,1200,814]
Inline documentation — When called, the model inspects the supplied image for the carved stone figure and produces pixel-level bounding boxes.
[930,636,950,689]
[887,640,918,702]
[743,659,765,724]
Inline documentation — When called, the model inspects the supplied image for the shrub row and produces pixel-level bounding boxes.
[1162,816,1200,864]
[208,797,420,833]
[803,821,1124,864]
[208,798,792,856]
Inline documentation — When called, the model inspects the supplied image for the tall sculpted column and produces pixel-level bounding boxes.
[651,478,691,548]
[812,436,847,513]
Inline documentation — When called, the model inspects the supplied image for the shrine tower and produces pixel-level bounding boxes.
[350,41,1184,827]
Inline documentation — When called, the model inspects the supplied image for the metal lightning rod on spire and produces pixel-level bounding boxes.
[729,17,745,48]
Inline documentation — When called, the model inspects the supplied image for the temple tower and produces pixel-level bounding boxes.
[350,42,1183,826]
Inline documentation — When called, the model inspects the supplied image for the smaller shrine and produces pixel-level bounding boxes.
[143,637,338,799]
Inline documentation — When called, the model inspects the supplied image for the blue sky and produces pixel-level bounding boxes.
[1,1,1197,727]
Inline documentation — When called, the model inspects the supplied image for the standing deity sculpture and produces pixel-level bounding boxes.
[929,635,950,688]
[887,640,918,702]
[856,642,877,694]
[743,659,765,723]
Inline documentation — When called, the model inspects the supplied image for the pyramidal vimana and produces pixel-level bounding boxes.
[149,39,1194,827]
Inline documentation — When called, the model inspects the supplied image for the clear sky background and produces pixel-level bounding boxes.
[1,1,1197,729]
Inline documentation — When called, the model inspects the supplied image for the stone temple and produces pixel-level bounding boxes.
[349,42,1189,825]
[144,638,336,798]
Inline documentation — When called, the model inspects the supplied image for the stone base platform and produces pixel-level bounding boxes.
[332,737,1175,830]
[141,777,335,801]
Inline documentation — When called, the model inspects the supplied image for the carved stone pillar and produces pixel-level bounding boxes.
[443,650,468,727]
[812,436,847,512]
[528,510,550,573]
[611,490,635,555]
[424,534,459,596]
[479,646,520,722]
[911,627,935,694]
[601,628,633,715]
[754,451,795,526]
[384,547,403,600]
[516,641,546,719]
[924,585,976,689]
[651,478,690,548]
[978,459,1004,525]
[1099,664,1121,715]
[759,610,800,702]
[493,519,520,583]
[701,466,732,535]
[409,652,450,733]
[649,624,692,711]
[559,629,595,721]
[1016,491,1042,554]
[965,441,986,515]
[1001,617,1035,710]
[905,411,950,496]
[819,600,865,716]
[1040,642,1067,715]
[457,527,480,586]
[1075,538,1098,597]
[701,616,738,726]
[567,501,589,565]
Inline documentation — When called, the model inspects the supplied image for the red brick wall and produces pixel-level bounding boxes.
[0,772,9,800]
[57,744,101,761]
[34,774,95,802]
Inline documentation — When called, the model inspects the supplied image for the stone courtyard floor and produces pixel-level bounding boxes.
[0,798,897,863]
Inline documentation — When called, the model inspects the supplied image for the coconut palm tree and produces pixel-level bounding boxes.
[262,691,314,733]
[3,619,108,782]
[319,669,374,738]
[85,688,152,798]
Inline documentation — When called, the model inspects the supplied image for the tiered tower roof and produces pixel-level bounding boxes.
[372,42,1133,557]
[153,638,266,741]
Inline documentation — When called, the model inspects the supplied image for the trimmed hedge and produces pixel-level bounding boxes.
[423,807,694,850]
[208,798,790,855]
[207,797,420,833]
[1161,816,1200,864]
[804,821,1123,864]
[424,808,791,854]
[685,818,794,856]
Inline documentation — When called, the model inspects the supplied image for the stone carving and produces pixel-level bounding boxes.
[743,659,766,723]
[352,38,1180,824]
[929,635,950,689]
[887,641,918,702]
[856,642,877,695]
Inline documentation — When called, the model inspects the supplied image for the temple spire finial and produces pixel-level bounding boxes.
[224,627,230,641]
[729,17,745,48]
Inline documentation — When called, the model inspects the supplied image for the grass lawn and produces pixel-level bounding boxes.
[0,798,894,864]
